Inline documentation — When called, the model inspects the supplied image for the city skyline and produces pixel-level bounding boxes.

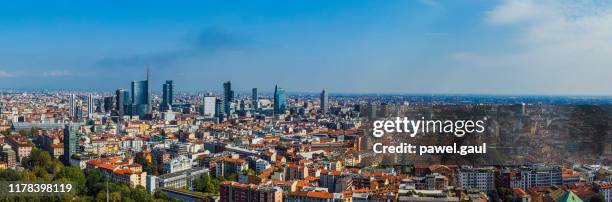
[1,1,612,94]
[0,1,611,201]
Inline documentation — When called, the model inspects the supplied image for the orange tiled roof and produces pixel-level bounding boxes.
[291,191,334,199]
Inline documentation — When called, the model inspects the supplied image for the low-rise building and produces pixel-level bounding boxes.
[86,156,147,187]
[220,181,283,202]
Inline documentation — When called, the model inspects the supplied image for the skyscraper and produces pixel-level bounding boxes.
[273,85,287,115]
[161,80,173,111]
[115,89,129,116]
[202,94,216,118]
[215,98,224,121]
[68,94,76,119]
[223,81,234,116]
[103,96,114,113]
[87,94,94,118]
[252,88,259,110]
[320,90,329,114]
[63,124,78,165]
[131,69,152,118]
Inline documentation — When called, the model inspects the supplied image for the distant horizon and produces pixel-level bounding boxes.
[3,87,612,98]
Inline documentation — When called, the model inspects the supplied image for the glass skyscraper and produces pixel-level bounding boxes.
[87,93,94,118]
[274,85,286,115]
[223,81,234,116]
[115,89,130,116]
[320,90,328,114]
[131,70,152,118]
[63,124,78,165]
[161,80,173,111]
[252,88,259,110]
[69,94,76,119]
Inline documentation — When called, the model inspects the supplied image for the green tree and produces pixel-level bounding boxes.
[135,154,158,176]
[194,174,220,194]
[86,169,104,195]
[153,189,169,200]
[33,166,51,181]
[55,166,86,194]
[130,185,154,202]
[96,191,122,202]
[20,170,37,181]
[22,149,58,173]
[226,173,238,182]
[0,169,22,181]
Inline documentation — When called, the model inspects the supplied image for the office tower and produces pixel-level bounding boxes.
[63,124,78,165]
[252,88,259,110]
[223,81,234,116]
[161,80,173,111]
[367,103,377,119]
[95,99,103,113]
[131,69,152,118]
[68,94,76,118]
[273,85,287,115]
[103,96,114,113]
[215,98,224,120]
[320,90,329,114]
[202,94,216,118]
[115,89,129,116]
[87,94,94,118]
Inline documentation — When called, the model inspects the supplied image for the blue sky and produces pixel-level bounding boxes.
[1,0,612,95]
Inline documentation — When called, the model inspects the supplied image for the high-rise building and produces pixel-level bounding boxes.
[131,69,152,118]
[223,81,234,116]
[87,94,94,118]
[115,89,129,116]
[273,85,286,115]
[320,90,328,114]
[103,96,114,113]
[252,88,259,110]
[161,80,173,112]
[202,94,216,118]
[68,94,76,118]
[63,124,78,165]
[215,98,224,120]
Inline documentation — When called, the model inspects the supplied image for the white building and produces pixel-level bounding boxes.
[163,155,192,174]
[202,96,216,118]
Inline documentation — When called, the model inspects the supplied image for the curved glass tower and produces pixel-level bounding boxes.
[274,85,286,115]
[131,69,151,118]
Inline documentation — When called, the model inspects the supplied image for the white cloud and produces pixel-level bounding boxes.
[0,70,16,78]
[451,0,612,94]
[485,0,553,24]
